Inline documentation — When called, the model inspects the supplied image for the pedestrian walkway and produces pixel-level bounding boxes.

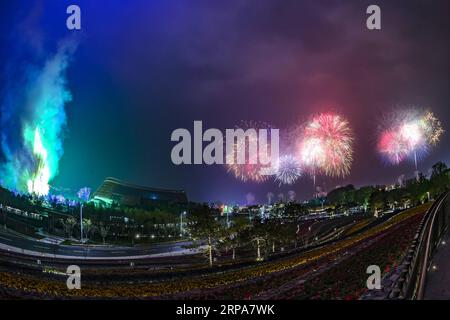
[423,205,450,299]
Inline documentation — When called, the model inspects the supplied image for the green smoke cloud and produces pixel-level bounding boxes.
[0,40,77,195]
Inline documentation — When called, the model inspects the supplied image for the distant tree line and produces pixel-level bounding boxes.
[325,161,449,213]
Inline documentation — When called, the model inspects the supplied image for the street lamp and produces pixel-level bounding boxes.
[132,233,140,246]
[80,203,84,243]
[180,211,187,236]
[77,187,91,243]
[1,203,6,230]
[135,233,140,244]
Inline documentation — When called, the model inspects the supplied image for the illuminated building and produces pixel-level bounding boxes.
[92,177,188,207]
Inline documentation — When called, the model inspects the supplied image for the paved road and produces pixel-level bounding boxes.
[0,211,383,262]
[0,228,194,259]
[423,197,450,299]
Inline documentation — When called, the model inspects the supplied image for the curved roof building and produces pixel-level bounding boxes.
[92,177,188,207]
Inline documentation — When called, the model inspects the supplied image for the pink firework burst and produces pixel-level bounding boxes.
[377,130,409,165]
[298,113,354,178]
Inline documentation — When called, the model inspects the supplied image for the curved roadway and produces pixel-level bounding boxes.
[0,228,195,260]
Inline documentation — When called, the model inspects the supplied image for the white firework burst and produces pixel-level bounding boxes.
[274,155,302,186]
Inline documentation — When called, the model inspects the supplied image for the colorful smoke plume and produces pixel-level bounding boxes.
[0,40,77,196]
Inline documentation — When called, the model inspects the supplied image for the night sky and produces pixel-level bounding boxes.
[0,0,449,204]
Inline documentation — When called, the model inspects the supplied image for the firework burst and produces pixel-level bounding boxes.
[377,109,444,168]
[421,111,444,145]
[225,121,275,183]
[377,130,409,165]
[298,113,354,179]
[274,155,302,186]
